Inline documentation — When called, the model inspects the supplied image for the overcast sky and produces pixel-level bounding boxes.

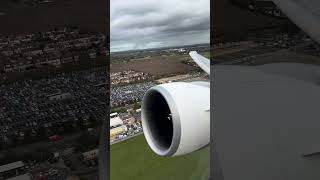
[111,0,210,52]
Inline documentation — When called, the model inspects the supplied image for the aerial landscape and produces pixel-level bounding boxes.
[1,0,320,180]
[0,0,108,179]
[109,0,210,180]
[0,2,210,177]
[109,43,210,180]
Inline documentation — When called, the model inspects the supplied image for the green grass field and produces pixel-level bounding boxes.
[110,135,210,180]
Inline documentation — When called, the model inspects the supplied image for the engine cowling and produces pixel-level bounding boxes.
[141,81,210,156]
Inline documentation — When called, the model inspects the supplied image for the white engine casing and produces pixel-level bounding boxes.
[141,81,210,156]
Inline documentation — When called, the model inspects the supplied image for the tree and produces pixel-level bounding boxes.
[133,102,141,110]
[0,151,16,164]
[37,126,47,138]
[77,117,86,130]
[75,132,99,152]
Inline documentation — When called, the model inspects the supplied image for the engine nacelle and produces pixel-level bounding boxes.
[141,81,210,156]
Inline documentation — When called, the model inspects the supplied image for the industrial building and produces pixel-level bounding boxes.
[82,149,99,161]
[0,161,25,179]
[110,113,127,141]
[110,125,127,141]
[110,113,124,129]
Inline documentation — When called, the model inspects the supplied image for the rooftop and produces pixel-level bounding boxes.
[0,161,24,173]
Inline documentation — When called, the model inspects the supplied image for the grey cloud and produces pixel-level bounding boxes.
[111,0,210,52]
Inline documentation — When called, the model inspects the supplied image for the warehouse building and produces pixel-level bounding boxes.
[110,113,124,129]
[0,161,25,179]
[82,149,99,161]
[110,113,127,141]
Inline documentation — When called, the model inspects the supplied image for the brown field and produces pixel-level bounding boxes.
[110,54,200,76]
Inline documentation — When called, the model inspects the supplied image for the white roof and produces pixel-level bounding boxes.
[0,161,24,173]
[110,117,123,127]
[82,149,99,156]
[110,112,118,117]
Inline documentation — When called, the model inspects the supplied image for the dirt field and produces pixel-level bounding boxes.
[110,54,200,76]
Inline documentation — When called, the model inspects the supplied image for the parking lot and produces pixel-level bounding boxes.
[110,82,155,107]
[0,67,108,143]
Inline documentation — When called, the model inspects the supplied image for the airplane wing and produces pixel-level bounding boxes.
[273,0,320,44]
[213,64,320,180]
[189,51,210,75]
[255,63,320,85]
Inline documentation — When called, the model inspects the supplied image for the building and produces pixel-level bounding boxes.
[82,149,99,161]
[0,161,25,179]
[110,125,127,141]
[123,117,136,124]
[110,114,123,129]
[110,113,127,141]
[47,93,72,101]
[110,112,118,118]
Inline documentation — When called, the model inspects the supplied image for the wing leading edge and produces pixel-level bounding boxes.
[189,51,210,75]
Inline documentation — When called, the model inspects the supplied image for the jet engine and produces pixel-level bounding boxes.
[141,81,210,156]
